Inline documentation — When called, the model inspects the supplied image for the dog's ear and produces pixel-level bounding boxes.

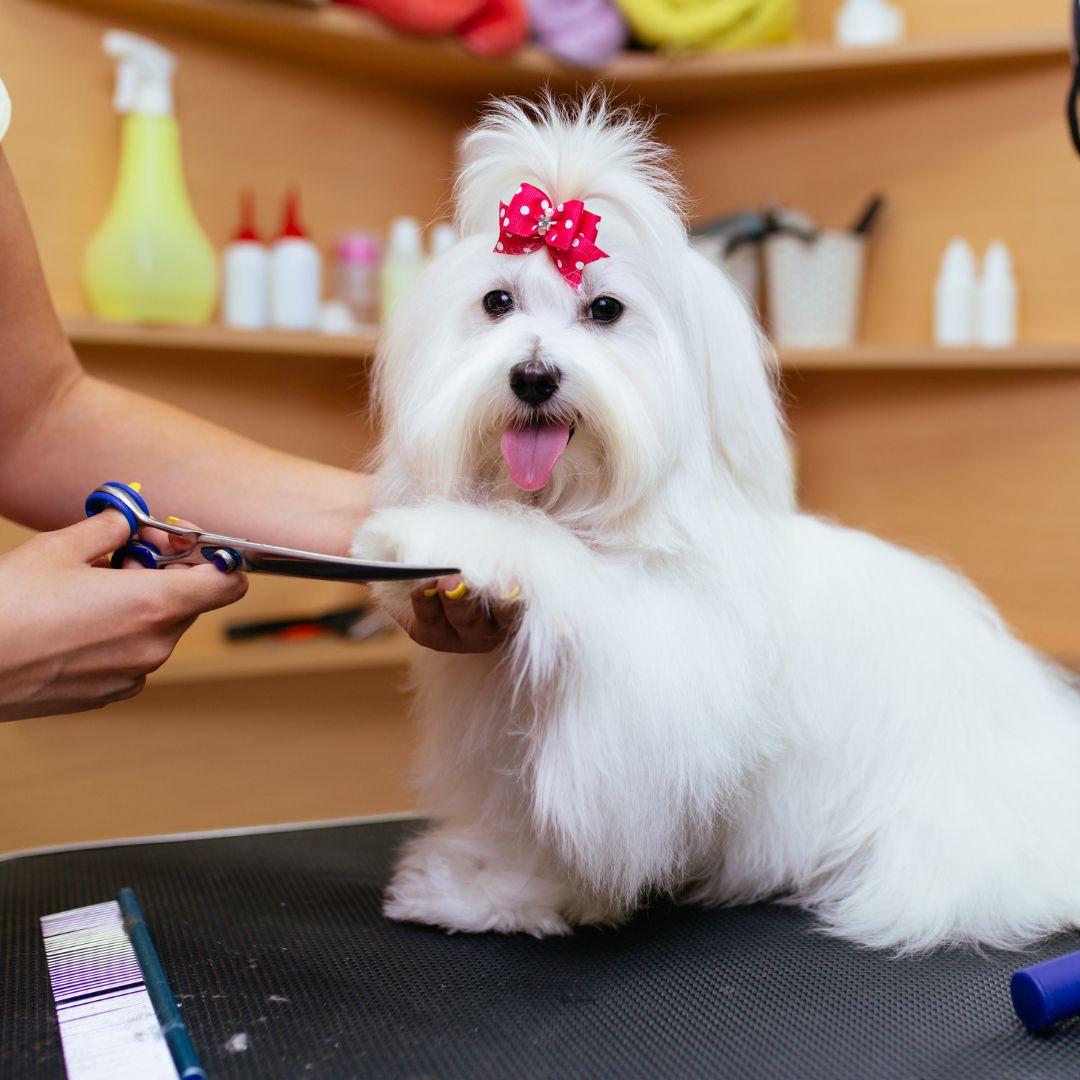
[683,249,794,512]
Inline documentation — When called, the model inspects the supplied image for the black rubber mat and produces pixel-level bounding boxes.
[3,818,1080,1079]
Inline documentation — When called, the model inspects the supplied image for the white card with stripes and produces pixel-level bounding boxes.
[41,900,178,1080]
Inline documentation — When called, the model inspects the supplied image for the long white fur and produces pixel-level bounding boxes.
[354,93,1080,952]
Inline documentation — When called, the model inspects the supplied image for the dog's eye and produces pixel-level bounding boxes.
[483,290,515,318]
[587,296,623,324]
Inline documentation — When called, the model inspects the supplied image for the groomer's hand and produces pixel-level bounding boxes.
[404,574,520,654]
[0,510,247,722]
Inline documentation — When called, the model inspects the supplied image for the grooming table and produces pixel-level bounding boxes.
[3,818,1080,1079]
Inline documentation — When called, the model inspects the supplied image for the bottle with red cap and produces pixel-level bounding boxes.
[221,191,269,330]
[270,188,322,331]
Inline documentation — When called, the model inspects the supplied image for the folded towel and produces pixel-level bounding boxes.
[613,0,797,50]
[525,0,629,67]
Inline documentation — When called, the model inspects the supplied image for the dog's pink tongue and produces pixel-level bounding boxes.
[500,420,571,491]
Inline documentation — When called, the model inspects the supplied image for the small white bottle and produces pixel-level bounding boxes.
[0,75,11,143]
[429,222,459,258]
[379,216,425,325]
[221,191,269,330]
[270,189,322,331]
[977,240,1018,349]
[934,238,977,347]
[835,0,905,47]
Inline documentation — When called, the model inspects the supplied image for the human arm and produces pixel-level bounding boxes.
[0,148,504,653]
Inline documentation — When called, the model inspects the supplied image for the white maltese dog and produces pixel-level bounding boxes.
[354,94,1080,952]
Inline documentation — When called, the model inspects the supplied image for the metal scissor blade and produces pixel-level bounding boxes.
[244,554,460,583]
[185,533,459,583]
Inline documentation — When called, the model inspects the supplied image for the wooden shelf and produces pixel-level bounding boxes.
[63,316,377,361]
[781,344,1080,371]
[46,0,1069,106]
[153,623,415,686]
[62,319,1080,372]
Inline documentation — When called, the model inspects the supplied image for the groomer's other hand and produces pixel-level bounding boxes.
[0,510,247,722]
[405,574,519,654]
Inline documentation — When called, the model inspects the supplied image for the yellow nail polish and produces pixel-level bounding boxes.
[165,516,181,525]
[422,587,439,598]
[127,481,142,493]
[500,585,522,601]
[444,581,468,601]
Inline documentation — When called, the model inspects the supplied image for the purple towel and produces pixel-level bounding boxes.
[526,0,629,66]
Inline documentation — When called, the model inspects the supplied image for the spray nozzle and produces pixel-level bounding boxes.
[103,30,176,116]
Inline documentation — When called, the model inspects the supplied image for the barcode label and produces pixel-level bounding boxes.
[41,901,178,1080]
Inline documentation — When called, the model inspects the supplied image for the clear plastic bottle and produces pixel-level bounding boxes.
[334,232,380,327]
[379,217,425,325]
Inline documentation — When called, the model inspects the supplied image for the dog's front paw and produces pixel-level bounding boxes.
[353,504,527,600]
[384,827,573,938]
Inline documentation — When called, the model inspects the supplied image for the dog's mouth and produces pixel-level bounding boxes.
[500,417,576,492]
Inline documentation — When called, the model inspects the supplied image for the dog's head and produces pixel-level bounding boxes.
[374,94,792,540]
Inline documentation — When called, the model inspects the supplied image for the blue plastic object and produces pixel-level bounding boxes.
[111,539,162,570]
[1011,950,1080,1032]
[207,547,243,574]
[117,887,207,1080]
[85,481,148,540]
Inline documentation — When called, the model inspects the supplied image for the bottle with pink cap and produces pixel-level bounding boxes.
[334,232,380,328]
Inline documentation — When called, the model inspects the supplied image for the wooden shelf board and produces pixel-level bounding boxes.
[62,320,1080,372]
[781,344,1080,371]
[152,624,415,686]
[44,0,1068,105]
[63,316,377,360]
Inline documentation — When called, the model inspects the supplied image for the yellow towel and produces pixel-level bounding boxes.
[615,0,797,50]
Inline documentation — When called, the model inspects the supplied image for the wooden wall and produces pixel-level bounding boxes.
[661,1,1080,662]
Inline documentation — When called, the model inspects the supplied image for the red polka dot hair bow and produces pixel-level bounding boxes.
[494,182,608,291]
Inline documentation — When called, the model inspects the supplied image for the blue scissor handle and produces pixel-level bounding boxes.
[110,540,162,570]
[85,482,150,541]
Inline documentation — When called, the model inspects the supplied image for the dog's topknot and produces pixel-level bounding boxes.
[454,92,686,257]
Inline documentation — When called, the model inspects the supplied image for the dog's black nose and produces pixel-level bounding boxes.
[509,360,561,406]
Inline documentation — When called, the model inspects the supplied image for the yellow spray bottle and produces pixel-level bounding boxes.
[84,31,216,325]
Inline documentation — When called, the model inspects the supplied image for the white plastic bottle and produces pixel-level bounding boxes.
[934,238,977,347]
[0,76,11,143]
[379,216,425,325]
[835,0,905,47]
[429,222,459,258]
[221,191,269,330]
[270,189,322,331]
[977,240,1018,349]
